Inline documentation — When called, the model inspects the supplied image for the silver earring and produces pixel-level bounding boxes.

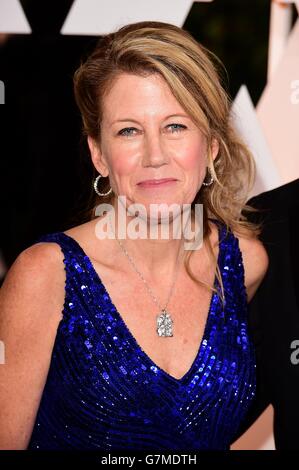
[202,167,214,186]
[93,173,113,196]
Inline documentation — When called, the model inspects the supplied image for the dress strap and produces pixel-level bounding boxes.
[32,231,91,320]
[33,231,82,255]
[207,218,247,305]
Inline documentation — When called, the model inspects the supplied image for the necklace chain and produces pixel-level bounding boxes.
[107,213,182,313]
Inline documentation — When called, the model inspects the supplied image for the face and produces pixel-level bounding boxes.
[88,72,219,222]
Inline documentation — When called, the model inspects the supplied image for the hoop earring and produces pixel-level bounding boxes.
[202,167,214,186]
[93,173,113,197]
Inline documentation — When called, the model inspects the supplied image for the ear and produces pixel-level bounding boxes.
[87,136,109,176]
[211,138,219,162]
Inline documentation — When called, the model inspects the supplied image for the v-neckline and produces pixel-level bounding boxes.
[61,218,224,384]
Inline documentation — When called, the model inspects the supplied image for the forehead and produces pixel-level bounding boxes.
[102,72,186,121]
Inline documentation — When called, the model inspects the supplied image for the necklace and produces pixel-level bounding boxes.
[107,213,183,337]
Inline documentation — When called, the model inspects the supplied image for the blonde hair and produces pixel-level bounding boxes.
[73,21,263,306]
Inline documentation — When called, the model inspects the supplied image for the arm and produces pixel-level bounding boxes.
[0,243,65,449]
[237,233,269,303]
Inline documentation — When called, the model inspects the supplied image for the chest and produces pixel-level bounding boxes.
[91,260,217,381]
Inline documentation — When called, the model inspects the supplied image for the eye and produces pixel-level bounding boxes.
[118,124,187,136]
[118,127,137,136]
[167,123,187,133]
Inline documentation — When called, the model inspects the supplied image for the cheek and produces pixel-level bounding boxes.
[108,151,137,177]
[177,140,206,172]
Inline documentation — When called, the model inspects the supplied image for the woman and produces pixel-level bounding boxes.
[0,21,268,450]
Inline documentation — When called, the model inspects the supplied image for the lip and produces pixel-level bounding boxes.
[137,178,178,187]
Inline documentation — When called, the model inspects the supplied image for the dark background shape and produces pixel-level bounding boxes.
[0,0,296,282]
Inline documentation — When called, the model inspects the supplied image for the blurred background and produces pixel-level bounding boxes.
[0,0,282,270]
[0,0,299,450]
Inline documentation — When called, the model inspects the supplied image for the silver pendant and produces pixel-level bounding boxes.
[156,309,174,337]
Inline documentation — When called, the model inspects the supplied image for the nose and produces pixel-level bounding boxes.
[142,131,169,168]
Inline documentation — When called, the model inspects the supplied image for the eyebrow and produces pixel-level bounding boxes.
[111,114,190,125]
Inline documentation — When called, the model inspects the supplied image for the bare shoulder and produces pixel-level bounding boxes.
[0,240,66,355]
[2,241,65,296]
[63,217,119,267]
[235,231,269,302]
[15,240,63,272]
[0,242,66,449]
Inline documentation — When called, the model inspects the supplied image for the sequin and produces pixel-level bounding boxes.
[27,218,256,450]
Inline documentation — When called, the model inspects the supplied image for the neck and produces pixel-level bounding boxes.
[106,203,196,280]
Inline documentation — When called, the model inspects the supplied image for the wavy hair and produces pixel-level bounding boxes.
[73,21,263,306]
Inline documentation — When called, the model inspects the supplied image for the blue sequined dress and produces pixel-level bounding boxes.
[27,219,256,450]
